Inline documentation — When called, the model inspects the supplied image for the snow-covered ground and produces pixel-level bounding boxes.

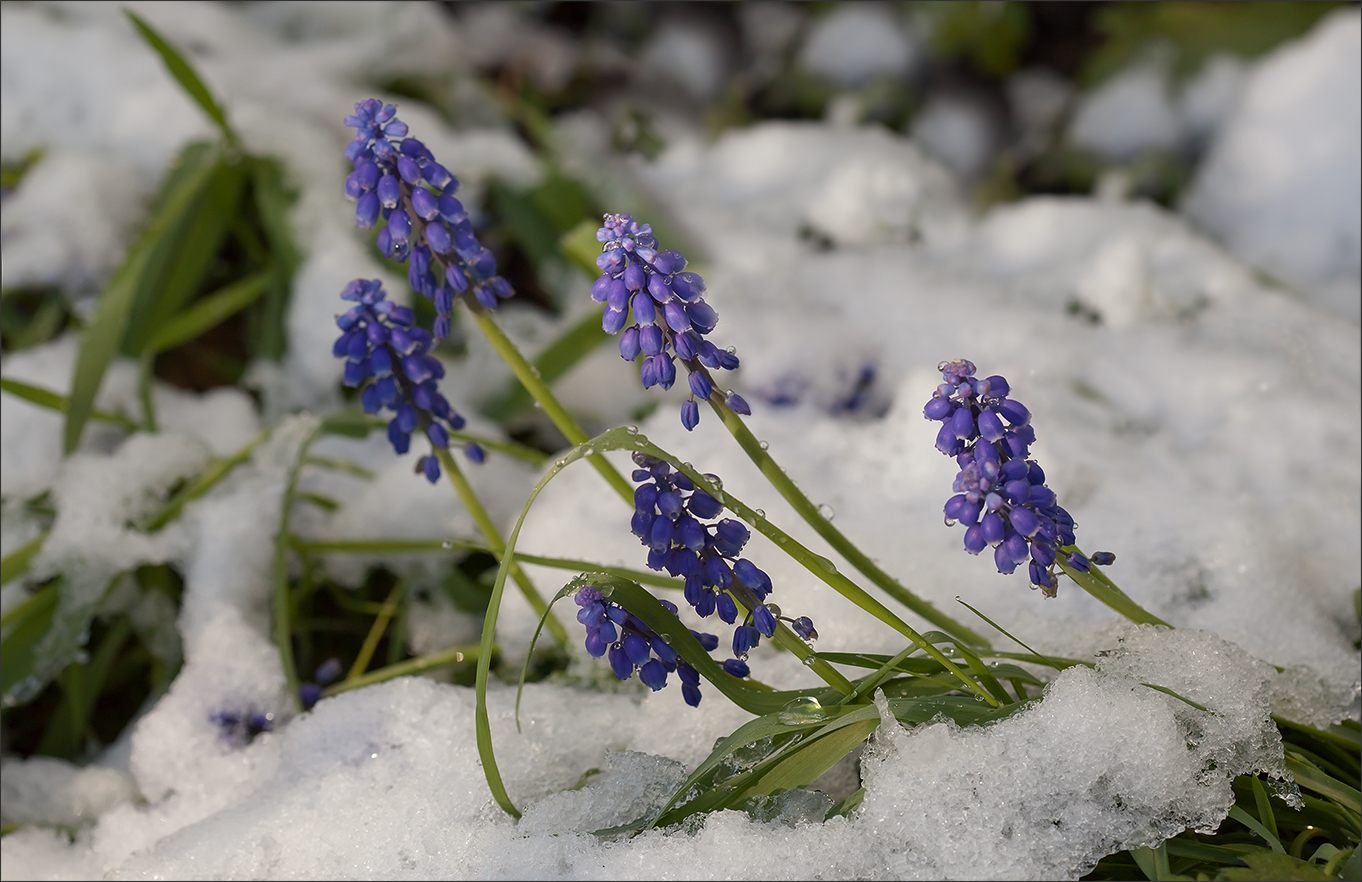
[1,3,1358,879]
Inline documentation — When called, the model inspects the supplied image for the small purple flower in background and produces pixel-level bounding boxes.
[211,708,276,746]
[924,359,1114,597]
[333,278,482,480]
[627,452,815,675]
[574,585,717,706]
[343,98,514,340]
[593,213,748,431]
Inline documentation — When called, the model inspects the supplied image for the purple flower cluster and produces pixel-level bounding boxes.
[334,278,484,481]
[628,452,816,672]
[593,213,750,431]
[343,99,513,339]
[574,586,719,706]
[924,360,1112,597]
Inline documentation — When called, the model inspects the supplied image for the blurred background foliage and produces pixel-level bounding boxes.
[1,3,1357,875]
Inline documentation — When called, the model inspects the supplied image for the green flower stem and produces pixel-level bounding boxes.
[1058,550,1170,627]
[274,425,324,712]
[468,305,634,504]
[322,644,478,698]
[289,536,684,591]
[706,396,990,647]
[432,445,568,647]
[144,428,271,531]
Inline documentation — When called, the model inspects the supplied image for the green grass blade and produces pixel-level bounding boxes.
[0,579,60,701]
[0,533,48,588]
[321,645,476,699]
[127,160,246,352]
[142,429,270,531]
[1285,754,1362,815]
[272,424,324,712]
[124,10,237,147]
[1229,804,1287,854]
[145,270,271,354]
[245,157,297,360]
[64,145,219,452]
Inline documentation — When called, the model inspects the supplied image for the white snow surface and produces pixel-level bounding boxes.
[1,4,1359,881]
[1182,8,1362,321]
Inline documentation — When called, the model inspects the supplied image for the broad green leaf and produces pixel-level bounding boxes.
[1285,754,1362,814]
[0,580,59,701]
[145,270,271,354]
[0,533,48,587]
[1217,849,1332,881]
[125,10,237,146]
[64,143,219,453]
[737,715,880,803]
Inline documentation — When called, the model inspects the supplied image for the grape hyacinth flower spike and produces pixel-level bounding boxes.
[593,213,749,431]
[923,360,1114,597]
[623,452,816,681]
[343,98,514,340]
[573,586,719,707]
[333,278,484,479]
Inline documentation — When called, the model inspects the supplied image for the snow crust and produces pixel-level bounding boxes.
[1182,9,1362,320]
[1,4,1358,881]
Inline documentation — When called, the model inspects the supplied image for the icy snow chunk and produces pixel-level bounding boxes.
[857,626,1291,880]
[647,121,966,259]
[11,432,209,706]
[1182,9,1361,320]
[176,413,318,646]
[1069,58,1181,161]
[1,757,140,827]
[519,750,688,836]
[798,4,916,86]
[0,150,149,294]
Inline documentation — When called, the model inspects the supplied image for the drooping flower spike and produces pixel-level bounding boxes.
[574,586,719,707]
[333,278,484,480]
[343,99,514,340]
[626,452,815,676]
[924,360,1114,597]
[593,213,749,431]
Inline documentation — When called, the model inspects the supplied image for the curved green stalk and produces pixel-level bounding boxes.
[322,644,477,698]
[289,536,684,591]
[432,446,567,647]
[467,305,634,504]
[706,396,990,647]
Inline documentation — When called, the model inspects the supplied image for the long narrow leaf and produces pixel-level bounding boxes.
[124,10,237,146]
[64,144,220,452]
[1,378,135,430]
[145,270,271,354]
[0,533,48,587]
